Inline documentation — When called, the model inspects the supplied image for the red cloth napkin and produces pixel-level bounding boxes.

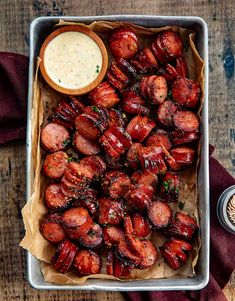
[124,153,235,301]
[0,52,28,144]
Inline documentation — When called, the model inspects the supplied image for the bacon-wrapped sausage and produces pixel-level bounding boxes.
[139,146,167,175]
[157,100,179,128]
[102,171,131,199]
[103,226,125,248]
[109,27,138,59]
[170,147,196,170]
[43,151,68,179]
[160,172,180,203]
[171,77,201,109]
[98,198,124,226]
[40,216,66,244]
[79,223,103,249]
[73,249,102,275]
[41,123,71,152]
[148,201,172,229]
[145,129,172,150]
[165,212,198,241]
[160,238,192,270]
[44,183,72,210]
[140,75,168,104]
[126,115,156,142]
[51,239,78,273]
[106,251,133,277]
[122,90,149,116]
[131,47,158,73]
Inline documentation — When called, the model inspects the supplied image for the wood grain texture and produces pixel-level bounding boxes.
[0,0,234,300]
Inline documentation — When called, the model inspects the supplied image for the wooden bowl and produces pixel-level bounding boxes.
[39,25,108,95]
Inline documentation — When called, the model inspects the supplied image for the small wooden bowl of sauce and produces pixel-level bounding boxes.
[39,25,108,95]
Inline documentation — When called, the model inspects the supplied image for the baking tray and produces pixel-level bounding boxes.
[26,15,209,291]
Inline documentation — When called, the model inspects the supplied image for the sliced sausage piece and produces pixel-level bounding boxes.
[131,213,151,238]
[173,110,199,132]
[175,57,188,77]
[59,242,78,274]
[138,240,158,269]
[171,77,201,109]
[43,151,68,179]
[139,76,149,99]
[75,114,100,140]
[102,171,131,199]
[99,134,121,159]
[171,129,199,146]
[98,198,124,226]
[44,183,72,210]
[40,218,66,244]
[79,223,103,249]
[122,90,149,116]
[160,31,183,60]
[61,176,86,199]
[64,162,90,184]
[106,251,115,275]
[126,184,154,211]
[115,57,137,78]
[126,115,156,142]
[148,201,172,228]
[165,63,178,80]
[73,249,102,275]
[110,61,130,84]
[108,108,126,128]
[72,188,98,217]
[106,70,125,90]
[107,252,133,277]
[125,142,141,169]
[131,170,158,189]
[108,125,132,149]
[160,172,180,203]
[165,212,198,241]
[157,100,179,128]
[139,146,167,175]
[79,155,106,180]
[41,123,70,152]
[104,130,126,155]
[170,147,196,170]
[147,75,168,104]
[131,47,158,73]
[103,226,125,248]
[146,129,172,150]
[84,106,109,132]
[73,131,100,155]
[116,240,141,265]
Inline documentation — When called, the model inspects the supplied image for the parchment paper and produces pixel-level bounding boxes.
[20,20,205,285]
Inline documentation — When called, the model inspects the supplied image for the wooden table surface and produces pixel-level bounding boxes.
[0,0,234,300]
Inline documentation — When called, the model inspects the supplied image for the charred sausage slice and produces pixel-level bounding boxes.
[98,198,124,226]
[171,129,199,146]
[40,218,66,244]
[157,100,179,128]
[79,223,103,249]
[160,172,180,203]
[131,170,158,189]
[73,249,102,275]
[73,131,100,155]
[148,201,172,228]
[173,111,199,132]
[102,171,131,199]
[146,129,172,150]
[75,113,100,140]
[170,147,196,170]
[131,213,151,238]
[103,226,125,248]
[44,183,72,210]
[43,151,68,179]
[126,115,156,142]
[138,240,158,269]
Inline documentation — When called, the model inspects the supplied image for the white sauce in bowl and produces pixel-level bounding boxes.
[44,31,103,90]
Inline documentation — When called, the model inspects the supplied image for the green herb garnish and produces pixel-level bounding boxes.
[178,201,185,210]
[62,138,71,147]
[91,106,99,113]
[96,65,100,73]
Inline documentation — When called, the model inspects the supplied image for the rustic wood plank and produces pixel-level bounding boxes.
[0,0,234,300]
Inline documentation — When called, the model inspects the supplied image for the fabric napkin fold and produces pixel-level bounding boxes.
[0,52,28,144]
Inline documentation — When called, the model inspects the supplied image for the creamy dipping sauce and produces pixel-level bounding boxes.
[44,31,103,90]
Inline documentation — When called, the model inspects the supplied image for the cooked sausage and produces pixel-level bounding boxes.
[171,129,199,146]
[170,147,196,170]
[122,90,149,115]
[165,63,178,81]
[78,155,106,180]
[138,240,158,269]
[61,176,86,198]
[110,61,130,84]
[124,216,143,258]
[173,111,199,132]
[109,27,138,59]
[51,239,78,274]
[64,162,90,184]
[145,129,172,150]
[139,146,167,175]
[115,57,137,78]
[131,47,158,73]
[75,113,100,140]
[171,77,201,109]
[148,201,172,228]
[108,108,126,128]
[106,251,114,275]
[41,123,70,152]
[116,240,141,265]
[73,249,102,275]
[126,115,156,142]
[79,223,103,249]
[103,226,125,248]
[147,75,168,104]
[43,151,68,179]
[165,212,198,241]
[106,70,125,90]
[139,76,149,99]
[160,238,192,270]
[131,170,158,189]
[104,130,126,155]
[72,188,98,217]
[40,218,66,244]
[126,184,154,210]
[160,172,180,203]
[44,183,72,210]
[157,100,179,128]
[125,142,142,169]
[102,171,131,199]
[108,125,132,149]
[106,251,133,277]
[175,57,188,77]
[131,213,151,238]
[99,134,121,159]
[98,198,124,226]
[73,131,100,155]
[62,207,92,239]
[84,105,109,132]
[46,212,63,224]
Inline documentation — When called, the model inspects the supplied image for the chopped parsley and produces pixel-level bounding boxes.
[91,106,99,113]
[178,201,185,210]
[96,65,100,73]
[62,138,71,147]
[58,79,61,83]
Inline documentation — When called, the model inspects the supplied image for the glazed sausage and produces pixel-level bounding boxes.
[126,115,156,142]
[166,212,198,241]
[61,176,87,198]
[108,108,126,128]
[40,218,66,244]
[78,155,106,180]
[160,172,180,203]
[44,183,72,210]
[99,134,121,159]
[173,110,199,132]
[122,90,149,115]
[106,70,125,90]
[138,240,158,269]
[165,63,178,81]
[41,123,70,152]
[146,75,168,104]
[115,57,137,78]
[43,151,68,179]
[46,212,63,224]
[108,125,132,149]
[72,188,98,217]
[51,239,78,274]
[63,162,91,184]
[73,249,102,275]
[62,207,92,239]
[79,223,103,249]
[171,77,201,109]
[109,27,138,59]
[73,131,100,155]
[102,171,131,199]
[175,57,188,77]
[171,129,199,146]
[125,142,142,169]
[148,201,172,228]
[131,170,158,189]
[103,226,125,248]
[139,146,167,175]
[116,240,141,265]
[110,61,130,84]
[139,76,149,99]
[145,129,172,150]
[103,129,126,155]
[131,47,158,73]
[106,252,133,277]
[75,113,100,140]
[126,184,154,210]
[98,198,124,226]
[84,105,109,132]
[160,238,192,270]
[170,147,196,170]
[157,100,179,128]
[131,213,151,238]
